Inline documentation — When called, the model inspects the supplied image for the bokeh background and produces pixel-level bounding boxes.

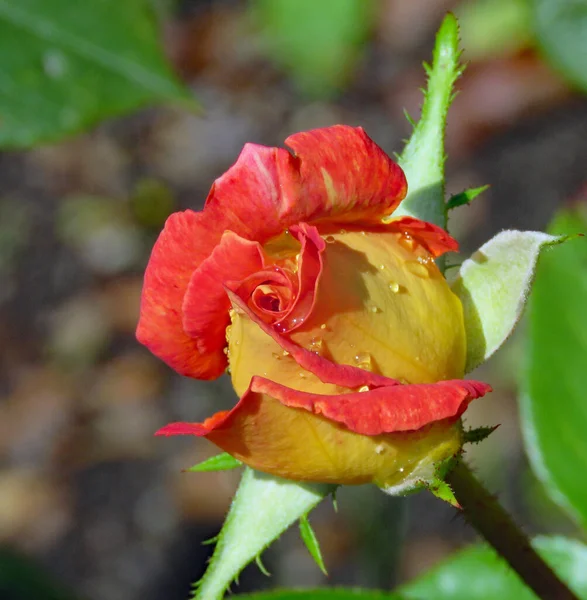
[0,0,586,598]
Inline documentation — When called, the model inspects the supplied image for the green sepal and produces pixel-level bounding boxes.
[186,452,243,473]
[463,425,500,445]
[447,185,490,210]
[393,13,464,229]
[451,230,567,373]
[299,513,328,575]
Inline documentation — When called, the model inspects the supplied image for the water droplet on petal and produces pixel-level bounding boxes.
[223,347,229,355]
[282,350,290,357]
[358,385,370,392]
[369,305,381,313]
[298,372,307,379]
[399,467,405,473]
[271,352,282,360]
[320,323,328,330]
[325,235,336,243]
[308,337,324,356]
[375,444,386,455]
[339,229,347,234]
[378,264,386,270]
[354,352,372,371]
[399,232,415,251]
[406,260,430,278]
[389,281,400,293]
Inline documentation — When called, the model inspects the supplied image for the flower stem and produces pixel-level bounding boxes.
[445,459,579,600]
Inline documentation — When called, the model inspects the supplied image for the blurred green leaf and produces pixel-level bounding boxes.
[394,13,463,229]
[532,0,587,93]
[186,452,243,473]
[253,0,375,97]
[457,0,531,61]
[0,0,194,148]
[400,536,587,600]
[521,208,587,528]
[238,590,402,600]
[299,514,327,575]
[0,548,81,600]
[450,230,565,373]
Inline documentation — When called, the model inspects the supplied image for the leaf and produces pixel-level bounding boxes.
[521,208,587,528]
[400,536,587,600]
[0,0,194,148]
[194,468,333,600]
[447,185,490,211]
[186,453,243,473]
[393,13,464,229]
[252,0,375,98]
[450,230,565,373]
[238,589,403,599]
[299,514,327,575]
[531,0,587,93]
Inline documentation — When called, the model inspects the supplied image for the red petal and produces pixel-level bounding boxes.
[256,377,491,434]
[281,125,407,225]
[183,231,265,359]
[136,210,228,379]
[387,216,459,257]
[203,126,408,241]
[204,143,294,243]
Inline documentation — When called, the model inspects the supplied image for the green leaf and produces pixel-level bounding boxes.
[238,589,403,599]
[532,0,587,93]
[194,468,333,600]
[521,208,587,528]
[252,0,375,98]
[299,514,327,575]
[186,453,243,473]
[400,536,587,600]
[447,185,490,211]
[0,0,194,148]
[450,230,565,373]
[394,13,463,229]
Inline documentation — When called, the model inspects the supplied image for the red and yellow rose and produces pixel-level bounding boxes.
[137,125,490,492]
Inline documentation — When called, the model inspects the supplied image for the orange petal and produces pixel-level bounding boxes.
[156,376,489,485]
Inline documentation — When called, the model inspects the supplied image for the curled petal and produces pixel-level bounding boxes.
[281,126,408,225]
[136,210,227,379]
[183,231,265,363]
[274,223,325,332]
[156,375,490,485]
[387,216,459,257]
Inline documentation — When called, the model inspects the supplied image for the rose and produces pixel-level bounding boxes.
[137,125,490,492]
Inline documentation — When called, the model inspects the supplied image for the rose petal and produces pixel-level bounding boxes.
[387,216,459,257]
[136,210,228,379]
[183,231,265,362]
[274,223,326,332]
[281,126,408,225]
[156,375,489,484]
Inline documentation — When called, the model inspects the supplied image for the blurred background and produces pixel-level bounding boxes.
[0,0,586,598]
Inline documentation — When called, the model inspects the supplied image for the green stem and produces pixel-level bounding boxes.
[446,460,579,600]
